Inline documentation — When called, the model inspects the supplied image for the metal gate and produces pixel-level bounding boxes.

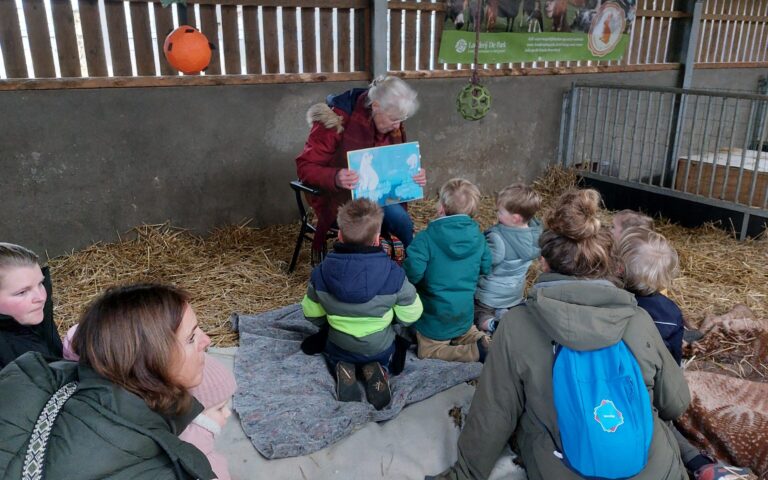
[557,82,768,239]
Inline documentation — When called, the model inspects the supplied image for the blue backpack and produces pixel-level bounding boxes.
[552,340,654,479]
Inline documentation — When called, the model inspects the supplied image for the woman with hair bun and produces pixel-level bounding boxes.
[427,189,691,480]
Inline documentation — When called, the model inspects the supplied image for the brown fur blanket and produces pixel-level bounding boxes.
[678,305,768,478]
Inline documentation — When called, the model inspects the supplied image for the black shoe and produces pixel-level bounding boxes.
[390,335,412,376]
[335,361,361,402]
[300,324,329,355]
[361,362,391,410]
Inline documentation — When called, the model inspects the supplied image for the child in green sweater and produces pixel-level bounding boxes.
[404,178,492,363]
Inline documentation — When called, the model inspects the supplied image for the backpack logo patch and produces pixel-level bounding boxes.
[593,399,624,433]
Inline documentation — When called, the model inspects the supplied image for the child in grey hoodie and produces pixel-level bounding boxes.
[474,184,542,333]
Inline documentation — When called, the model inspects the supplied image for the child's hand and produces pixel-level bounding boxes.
[413,168,427,187]
[204,400,232,428]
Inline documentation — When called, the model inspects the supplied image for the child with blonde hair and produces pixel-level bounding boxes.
[618,226,683,362]
[474,183,542,333]
[612,209,654,241]
[404,178,491,362]
[618,226,751,480]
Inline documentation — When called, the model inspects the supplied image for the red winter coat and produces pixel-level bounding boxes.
[295,89,406,250]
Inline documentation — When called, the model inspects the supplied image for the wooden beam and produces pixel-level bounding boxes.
[390,63,681,79]
[51,0,81,77]
[109,0,369,7]
[701,13,768,22]
[636,9,691,19]
[0,72,371,91]
[0,0,27,78]
[387,1,446,12]
[694,61,768,69]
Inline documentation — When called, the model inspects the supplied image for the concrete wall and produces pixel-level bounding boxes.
[5,67,764,256]
[690,67,767,93]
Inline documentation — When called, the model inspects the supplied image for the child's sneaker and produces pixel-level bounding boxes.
[361,362,391,410]
[477,334,491,363]
[486,319,498,334]
[335,361,361,402]
[694,462,754,480]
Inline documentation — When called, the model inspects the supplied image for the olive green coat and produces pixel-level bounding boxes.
[435,274,691,480]
[0,352,215,480]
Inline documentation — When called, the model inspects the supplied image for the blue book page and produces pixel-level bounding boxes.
[347,142,423,206]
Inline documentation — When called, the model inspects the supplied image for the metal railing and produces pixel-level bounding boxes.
[558,83,768,231]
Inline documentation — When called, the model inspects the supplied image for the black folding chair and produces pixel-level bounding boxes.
[288,180,338,273]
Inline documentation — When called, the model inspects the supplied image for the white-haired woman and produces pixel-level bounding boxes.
[296,75,426,260]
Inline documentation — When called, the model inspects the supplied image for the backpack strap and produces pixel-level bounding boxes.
[22,382,78,480]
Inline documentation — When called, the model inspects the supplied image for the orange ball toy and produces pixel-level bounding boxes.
[163,26,213,74]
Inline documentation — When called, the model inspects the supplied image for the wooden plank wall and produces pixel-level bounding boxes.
[0,0,369,88]
[3,0,768,88]
[696,0,768,67]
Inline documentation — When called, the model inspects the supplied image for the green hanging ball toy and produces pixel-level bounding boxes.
[457,83,491,121]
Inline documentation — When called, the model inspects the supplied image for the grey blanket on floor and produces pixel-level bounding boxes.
[232,304,483,459]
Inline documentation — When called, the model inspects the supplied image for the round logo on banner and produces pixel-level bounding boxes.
[588,2,626,57]
[455,39,468,54]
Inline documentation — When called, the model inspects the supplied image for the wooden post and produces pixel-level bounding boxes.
[372,0,387,77]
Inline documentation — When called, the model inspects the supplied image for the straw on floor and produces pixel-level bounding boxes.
[48,167,768,381]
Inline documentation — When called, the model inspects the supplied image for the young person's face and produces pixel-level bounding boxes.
[0,265,46,325]
[172,305,211,389]
[205,399,232,428]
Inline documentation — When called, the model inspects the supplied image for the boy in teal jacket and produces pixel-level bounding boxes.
[404,178,492,362]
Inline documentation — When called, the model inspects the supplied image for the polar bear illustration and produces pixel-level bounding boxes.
[358,152,380,193]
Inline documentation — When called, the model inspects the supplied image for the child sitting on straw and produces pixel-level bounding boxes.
[618,226,752,480]
[301,198,423,410]
[617,226,684,363]
[0,243,62,369]
[474,183,542,334]
[404,178,492,363]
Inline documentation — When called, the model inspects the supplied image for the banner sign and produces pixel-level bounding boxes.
[438,1,633,64]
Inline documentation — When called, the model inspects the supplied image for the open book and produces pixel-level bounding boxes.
[347,142,423,206]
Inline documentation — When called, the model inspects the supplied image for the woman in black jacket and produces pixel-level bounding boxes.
[0,243,62,369]
[0,283,217,480]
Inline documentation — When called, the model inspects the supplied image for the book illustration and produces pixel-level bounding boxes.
[348,142,423,206]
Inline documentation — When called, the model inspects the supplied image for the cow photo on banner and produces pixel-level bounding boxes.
[439,0,637,63]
